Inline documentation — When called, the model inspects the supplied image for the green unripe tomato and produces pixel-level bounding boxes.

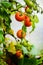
[26,8,32,14]
[21,39,28,47]
[27,47,31,51]
[24,0,34,8]
[23,42,28,47]
[33,5,38,10]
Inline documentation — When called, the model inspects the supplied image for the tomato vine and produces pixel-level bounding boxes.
[0,0,43,65]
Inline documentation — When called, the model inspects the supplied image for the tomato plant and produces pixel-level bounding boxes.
[0,0,43,65]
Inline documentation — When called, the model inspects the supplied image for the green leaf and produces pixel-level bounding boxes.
[0,31,4,43]
[1,1,12,8]
[21,39,28,47]
[22,25,27,32]
[37,59,42,65]
[17,3,22,9]
[0,7,11,27]
[30,16,35,33]
[24,56,37,65]
[15,43,22,50]
[30,21,35,33]
[30,15,39,33]
[0,50,3,56]
[33,15,39,23]
[22,46,28,55]
[0,7,9,18]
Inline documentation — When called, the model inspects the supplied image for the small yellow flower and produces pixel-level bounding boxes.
[8,42,16,54]
[11,41,17,45]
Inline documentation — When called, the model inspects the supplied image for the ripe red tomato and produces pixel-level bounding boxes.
[24,16,32,27]
[16,50,22,57]
[17,30,26,38]
[15,12,25,21]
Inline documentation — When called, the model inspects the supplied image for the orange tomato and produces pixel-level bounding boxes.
[17,30,26,38]
[16,50,22,57]
[24,16,32,27]
[15,12,25,21]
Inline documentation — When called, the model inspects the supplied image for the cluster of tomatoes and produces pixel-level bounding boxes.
[6,6,32,65]
[15,6,32,39]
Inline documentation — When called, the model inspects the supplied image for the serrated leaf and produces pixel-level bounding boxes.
[18,57,24,65]
[30,15,36,33]
[5,17,11,27]
[1,1,12,8]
